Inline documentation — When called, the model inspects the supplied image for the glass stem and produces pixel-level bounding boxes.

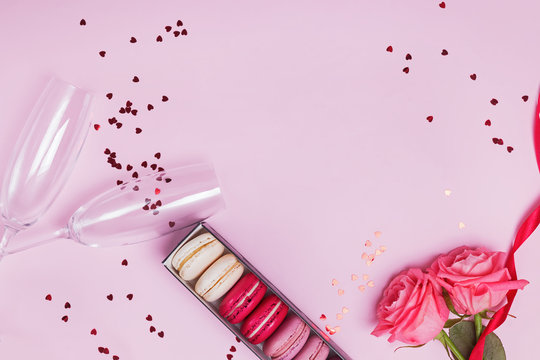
[4,227,69,255]
[437,330,466,360]
[0,225,20,260]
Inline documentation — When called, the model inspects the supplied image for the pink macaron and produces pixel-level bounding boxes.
[262,314,310,360]
[240,294,289,344]
[219,272,267,324]
[293,335,330,360]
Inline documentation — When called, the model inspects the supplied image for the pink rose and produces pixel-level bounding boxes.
[371,268,449,345]
[430,246,529,315]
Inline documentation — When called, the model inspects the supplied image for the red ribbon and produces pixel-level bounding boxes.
[469,92,540,360]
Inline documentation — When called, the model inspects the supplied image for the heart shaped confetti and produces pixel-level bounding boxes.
[522,95,529,102]
[135,128,142,134]
[402,67,409,74]
[146,314,153,321]
[490,98,498,105]
[162,95,169,102]
[99,51,106,57]
[80,19,86,26]
[156,35,163,42]
[62,315,68,322]
[181,29,188,36]
[150,326,156,333]
[230,346,236,352]
[155,188,161,195]
[426,115,433,122]
[107,294,113,301]
[154,152,161,159]
[94,124,100,131]
[405,53,412,60]
[126,294,133,300]
[441,49,448,56]
[485,119,491,126]
[106,93,113,99]
[132,76,139,83]
[165,25,172,32]
[45,294,52,301]
[158,331,164,338]
[130,36,137,43]
[174,31,180,37]
[169,221,175,228]
[121,259,128,266]
[470,73,477,80]
[386,45,393,52]
[64,302,71,309]
[507,146,514,153]
[147,104,154,111]
[439,2,446,8]
[226,355,233,360]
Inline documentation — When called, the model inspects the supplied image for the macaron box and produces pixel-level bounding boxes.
[163,223,351,360]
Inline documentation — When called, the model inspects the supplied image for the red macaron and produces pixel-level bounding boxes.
[241,294,289,344]
[219,273,267,324]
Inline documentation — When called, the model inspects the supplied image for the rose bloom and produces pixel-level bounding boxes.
[371,268,449,345]
[430,246,529,315]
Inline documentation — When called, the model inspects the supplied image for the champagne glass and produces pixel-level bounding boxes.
[0,78,93,259]
[4,163,225,254]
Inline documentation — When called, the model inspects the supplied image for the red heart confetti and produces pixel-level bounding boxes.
[490,98,498,105]
[62,315,68,322]
[165,26,172,32]
[522,95,529,102]
[80,19,86,26]
[147,104,154,111]
[426,115,433,122]
[130,37,137,43]
[439,2,446,8]
[165,178,172,183]
[227,355,233,360]
[156,35,163,42]
[91,328,97,335]
[121,259,128,266]
[162,95,169,102]
[230,346,236,352]
[507,146,514,153]
[98,347,105,353]
[146,315,153,321]
[132,109,138,116]
[150,326,156,333]
[141,161,148,167]
[492,138,498,144]
[99,51,106,57]
[132,172,139,178]
[103,348,109,355]
[107,294,113,301]
[94,124,100,131]
[441,49,448,56]
[45,294,52,301]
[174,31,180,37]
[235,336,241,343]
[485,119,491,126]
[116,180,123,185]
[126,100,133,107]
[386,45,393,52]
[135,128,142,134]
[158,167,164,172]
[405,53,412,60]
[142,205,149,211]
[320,314,327,320]
[104,148,111,154]
[177,20,183,26]
[181,29,188,36]
[116,122,123,129]
[154,152,161,159]
[470,73,477,80]
[108,117,117,124]
[169,221,175,228]
[132,76,140,83]
[155,188,161,195]
[113,356,120,360]
[156,200,162,206]
[402,67,409,74]
[64,302,71,309]
[133,185,139,191]
[498,138,504,145]
[126,165,133,171]
[150,164,157,170]
[106,93,113,99]
[158,331,164,338]
[126,294,133,300]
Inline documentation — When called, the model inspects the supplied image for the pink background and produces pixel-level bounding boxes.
[0,0,539,359]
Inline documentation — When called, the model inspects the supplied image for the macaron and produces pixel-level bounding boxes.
[293,335,329,360]
[262,314,310,360]
[219,272,267,324]
[171,233,224,281]
[241,294,289,344]
[195,254,244,302]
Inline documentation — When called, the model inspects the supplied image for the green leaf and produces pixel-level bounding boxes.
[448,321,506,360]
[442,288,461,316]
[444,318,463,328]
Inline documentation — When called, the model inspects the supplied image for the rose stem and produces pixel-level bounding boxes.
[474,314,483,342]
[438,330,466,360]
